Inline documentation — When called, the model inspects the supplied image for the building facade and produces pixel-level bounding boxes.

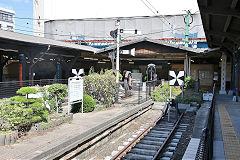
[33,0,206,49]
[44,14,206,49]
[0,7,15,31]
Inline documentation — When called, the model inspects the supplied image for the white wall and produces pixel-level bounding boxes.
[33,0,200,37]
[44,14,205,42]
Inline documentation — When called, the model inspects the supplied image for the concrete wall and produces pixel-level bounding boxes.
[171,63,217,86]
[44,14,205,43]
[33,0,45,37]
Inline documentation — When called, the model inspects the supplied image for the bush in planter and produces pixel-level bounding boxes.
[0,87,49,131]
[47,83,68,113]
[175,94,202,104]
[104,69,123,81]
[151,83,181,102]
[71,94,96,113]
[84,71,117,106]
[184,76,196,89]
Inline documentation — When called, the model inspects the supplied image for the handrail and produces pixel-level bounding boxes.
[195,83,216,160]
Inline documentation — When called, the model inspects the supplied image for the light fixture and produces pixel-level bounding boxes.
[98,61,106,64]
[129,62,134,64]
[168,62,171,64]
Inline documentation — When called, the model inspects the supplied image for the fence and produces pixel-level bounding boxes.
[0,79,67,99]
[195,83,216,160]
[0,79,160,106]
[117,80,161,104]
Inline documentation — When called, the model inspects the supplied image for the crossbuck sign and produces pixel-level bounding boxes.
[169,71,185,86]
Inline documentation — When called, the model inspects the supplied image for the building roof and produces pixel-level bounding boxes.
[0,29,99,56]
[198,0,240,53]
[96,37,207,54]
[0,7,15,14]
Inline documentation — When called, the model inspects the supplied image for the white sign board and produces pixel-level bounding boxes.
[68,77,83,103]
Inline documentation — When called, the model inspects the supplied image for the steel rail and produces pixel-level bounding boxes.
[111,110,165,160]
[60,105,152,160]
[152,112,184,160]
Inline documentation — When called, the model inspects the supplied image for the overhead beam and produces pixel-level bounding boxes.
[205,30,240,44]
[209,42,234,53]
[221,0,239,43]
[200,7,240,18]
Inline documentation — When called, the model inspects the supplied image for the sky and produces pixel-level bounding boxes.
[0,0,199,35]
[0,0,33,35]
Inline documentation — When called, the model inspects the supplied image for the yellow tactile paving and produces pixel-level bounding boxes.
[218,104,240,160]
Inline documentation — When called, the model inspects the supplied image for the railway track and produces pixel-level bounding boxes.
[111,112,187,160]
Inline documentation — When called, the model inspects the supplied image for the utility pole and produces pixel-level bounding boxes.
[184,10,191,47]
[116,19,120,83]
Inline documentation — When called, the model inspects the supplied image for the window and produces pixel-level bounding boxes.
[3,14,7,20]
[0,12,14,22]
[8,15,13,22]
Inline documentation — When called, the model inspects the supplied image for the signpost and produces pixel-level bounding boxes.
[168,70,185,121]
[68,69,84,114]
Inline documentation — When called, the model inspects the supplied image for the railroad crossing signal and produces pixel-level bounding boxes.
[110,29,117,39]
[72,69,84,77]
[169,70,184,86]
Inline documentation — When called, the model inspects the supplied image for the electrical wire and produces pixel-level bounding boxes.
[139,0,174,31]
[6,24,201,40]
[13,19,202,40]
[121,27,185,40]
[145,0,159,13]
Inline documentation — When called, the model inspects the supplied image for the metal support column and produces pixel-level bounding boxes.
[234,56,239,102]
[56,56,62,81]
[230,56,234,91]
[184,10,191,47]
[188,57,191,77]
[19,54,26,82]
[184,54,188,77]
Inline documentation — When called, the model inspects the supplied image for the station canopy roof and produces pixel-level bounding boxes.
[95,37,207,60]
[198,0,240,54]
[0,29,98,57]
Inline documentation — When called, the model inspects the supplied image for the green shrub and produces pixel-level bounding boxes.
[84,72,117,106]
[184,76,196,89]
[151,83,181,102]
[104,69,123,81]
[47,83,68,113]
[0,87,49,131]
[83,94,96,112]
[71,94,96,113]
[175,94,202,104]
[16,87,37,97]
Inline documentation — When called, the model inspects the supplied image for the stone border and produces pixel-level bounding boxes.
[29,114,73,132]
[0,131,18,146]
[0,114,73,146]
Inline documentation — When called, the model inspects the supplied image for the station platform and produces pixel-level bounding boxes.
[0,99,153,159]
[213,94,240,160]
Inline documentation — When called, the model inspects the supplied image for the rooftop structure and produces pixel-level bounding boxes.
[0,7,15,32]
